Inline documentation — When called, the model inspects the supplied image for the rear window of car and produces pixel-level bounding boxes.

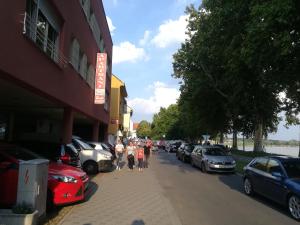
[282,160,300,178]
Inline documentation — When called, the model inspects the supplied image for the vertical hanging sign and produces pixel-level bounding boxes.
[94,53,107,104]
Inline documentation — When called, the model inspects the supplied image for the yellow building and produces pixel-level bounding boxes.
[108,75,128,143]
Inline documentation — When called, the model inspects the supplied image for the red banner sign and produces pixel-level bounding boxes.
[94,53,107,104]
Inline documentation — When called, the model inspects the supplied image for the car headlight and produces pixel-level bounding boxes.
[52,175,78,183]
[209,161,217,164]
[232,160,236,164]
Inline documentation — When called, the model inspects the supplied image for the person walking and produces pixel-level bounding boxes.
[143,140,151,168]
[136,145,144,172]
[115,139,125,171]
[126,141,135,171]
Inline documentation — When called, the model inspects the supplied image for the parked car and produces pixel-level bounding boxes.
[243,156,300,221]
[169,141,182,153]
[190,146,236,173]
[177,143,194,163]
[72,137,113,174]
[18,141,81,168]
[88,141,116,159]
[0,144,89,208]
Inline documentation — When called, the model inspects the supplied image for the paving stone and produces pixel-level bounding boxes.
[58,160,182,225]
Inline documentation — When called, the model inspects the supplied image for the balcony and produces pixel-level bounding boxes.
[22,13,67,68]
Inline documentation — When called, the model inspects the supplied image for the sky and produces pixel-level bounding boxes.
[102,0,299,141]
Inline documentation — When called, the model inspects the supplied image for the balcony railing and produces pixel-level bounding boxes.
[22,13,67,68]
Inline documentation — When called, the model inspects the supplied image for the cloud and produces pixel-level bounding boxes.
[113,41,148,64]
[151,15,188,48]
[128,82,180,116]
[106,16,116,35]
[139,30,151,46]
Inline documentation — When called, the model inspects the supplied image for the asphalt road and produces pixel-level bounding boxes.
[151,151,299,225]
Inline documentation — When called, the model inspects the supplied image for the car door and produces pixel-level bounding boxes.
[248,157,269,194]
[263,159,287,204]
[0,153,18,206]
[192,147,201,166]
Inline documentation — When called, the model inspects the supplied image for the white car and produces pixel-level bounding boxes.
[72,137,113,174]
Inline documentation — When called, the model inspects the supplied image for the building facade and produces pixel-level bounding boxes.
[108,75,127,144]
[0,0,112,143]
[123,106,133,137]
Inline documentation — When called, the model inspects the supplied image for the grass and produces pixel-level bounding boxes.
[235,160,248,174]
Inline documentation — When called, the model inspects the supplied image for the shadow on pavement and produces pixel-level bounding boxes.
[84,181,98,202]
[218,174,244,193]
[155,151,198,174]
[218,175,291,219]
[131,219,145,225]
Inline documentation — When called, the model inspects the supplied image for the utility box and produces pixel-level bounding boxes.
[17,159,49,217]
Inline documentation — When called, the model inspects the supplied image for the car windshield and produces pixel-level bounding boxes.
[282,160,300,178]
[204,148,227,156]
[75,139,93,150]
[4,146,41,161]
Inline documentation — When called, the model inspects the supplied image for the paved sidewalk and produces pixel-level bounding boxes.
[58,160,182,225]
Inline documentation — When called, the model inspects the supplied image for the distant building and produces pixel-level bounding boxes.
[0,0,112,143]
[123,106,133,138]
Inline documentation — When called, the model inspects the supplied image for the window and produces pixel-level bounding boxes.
[70,38,80,70]
[267,159,283,174]
[79,51,87,79]
[250,158,268,172]
[87,64,95,88]
[25,0,62,64]
[79,0,90,19]
[282,160,300,178]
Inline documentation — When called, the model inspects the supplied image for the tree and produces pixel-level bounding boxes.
[136,120,152,138]
[173,1,299,151]
[151,104,182,140]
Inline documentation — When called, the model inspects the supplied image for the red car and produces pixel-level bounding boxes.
[0,144,89,207]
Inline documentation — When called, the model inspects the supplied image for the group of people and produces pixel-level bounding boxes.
[114,139,152,172]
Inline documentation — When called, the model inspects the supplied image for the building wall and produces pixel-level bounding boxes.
[0,0,112,124]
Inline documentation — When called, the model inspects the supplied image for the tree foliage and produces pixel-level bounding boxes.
[151,104,182,140]
[172,0,300,151]
[136,120,152,138]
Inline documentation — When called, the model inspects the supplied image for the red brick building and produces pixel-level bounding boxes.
[0,0,112,143]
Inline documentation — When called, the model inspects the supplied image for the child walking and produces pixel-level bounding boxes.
[136,145,144,172]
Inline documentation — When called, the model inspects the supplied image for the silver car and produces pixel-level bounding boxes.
[190,146,236,173]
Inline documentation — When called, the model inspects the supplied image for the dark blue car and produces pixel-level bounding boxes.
[243,156,300,220]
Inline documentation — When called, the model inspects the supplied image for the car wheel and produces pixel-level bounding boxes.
[201,162,206,173]
[83,161,98,174]
[244,178,253,196]
[288,195,300,220]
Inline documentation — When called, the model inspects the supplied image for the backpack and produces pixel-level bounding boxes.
[144,146,150,155]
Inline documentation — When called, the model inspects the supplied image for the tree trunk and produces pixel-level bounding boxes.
[219,132,224,144]
[232,130,238,150]
[253,122,263,152]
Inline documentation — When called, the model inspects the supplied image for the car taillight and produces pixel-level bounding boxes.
[61,153,71,163]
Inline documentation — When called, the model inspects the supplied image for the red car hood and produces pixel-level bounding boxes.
[48,162,85,178]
